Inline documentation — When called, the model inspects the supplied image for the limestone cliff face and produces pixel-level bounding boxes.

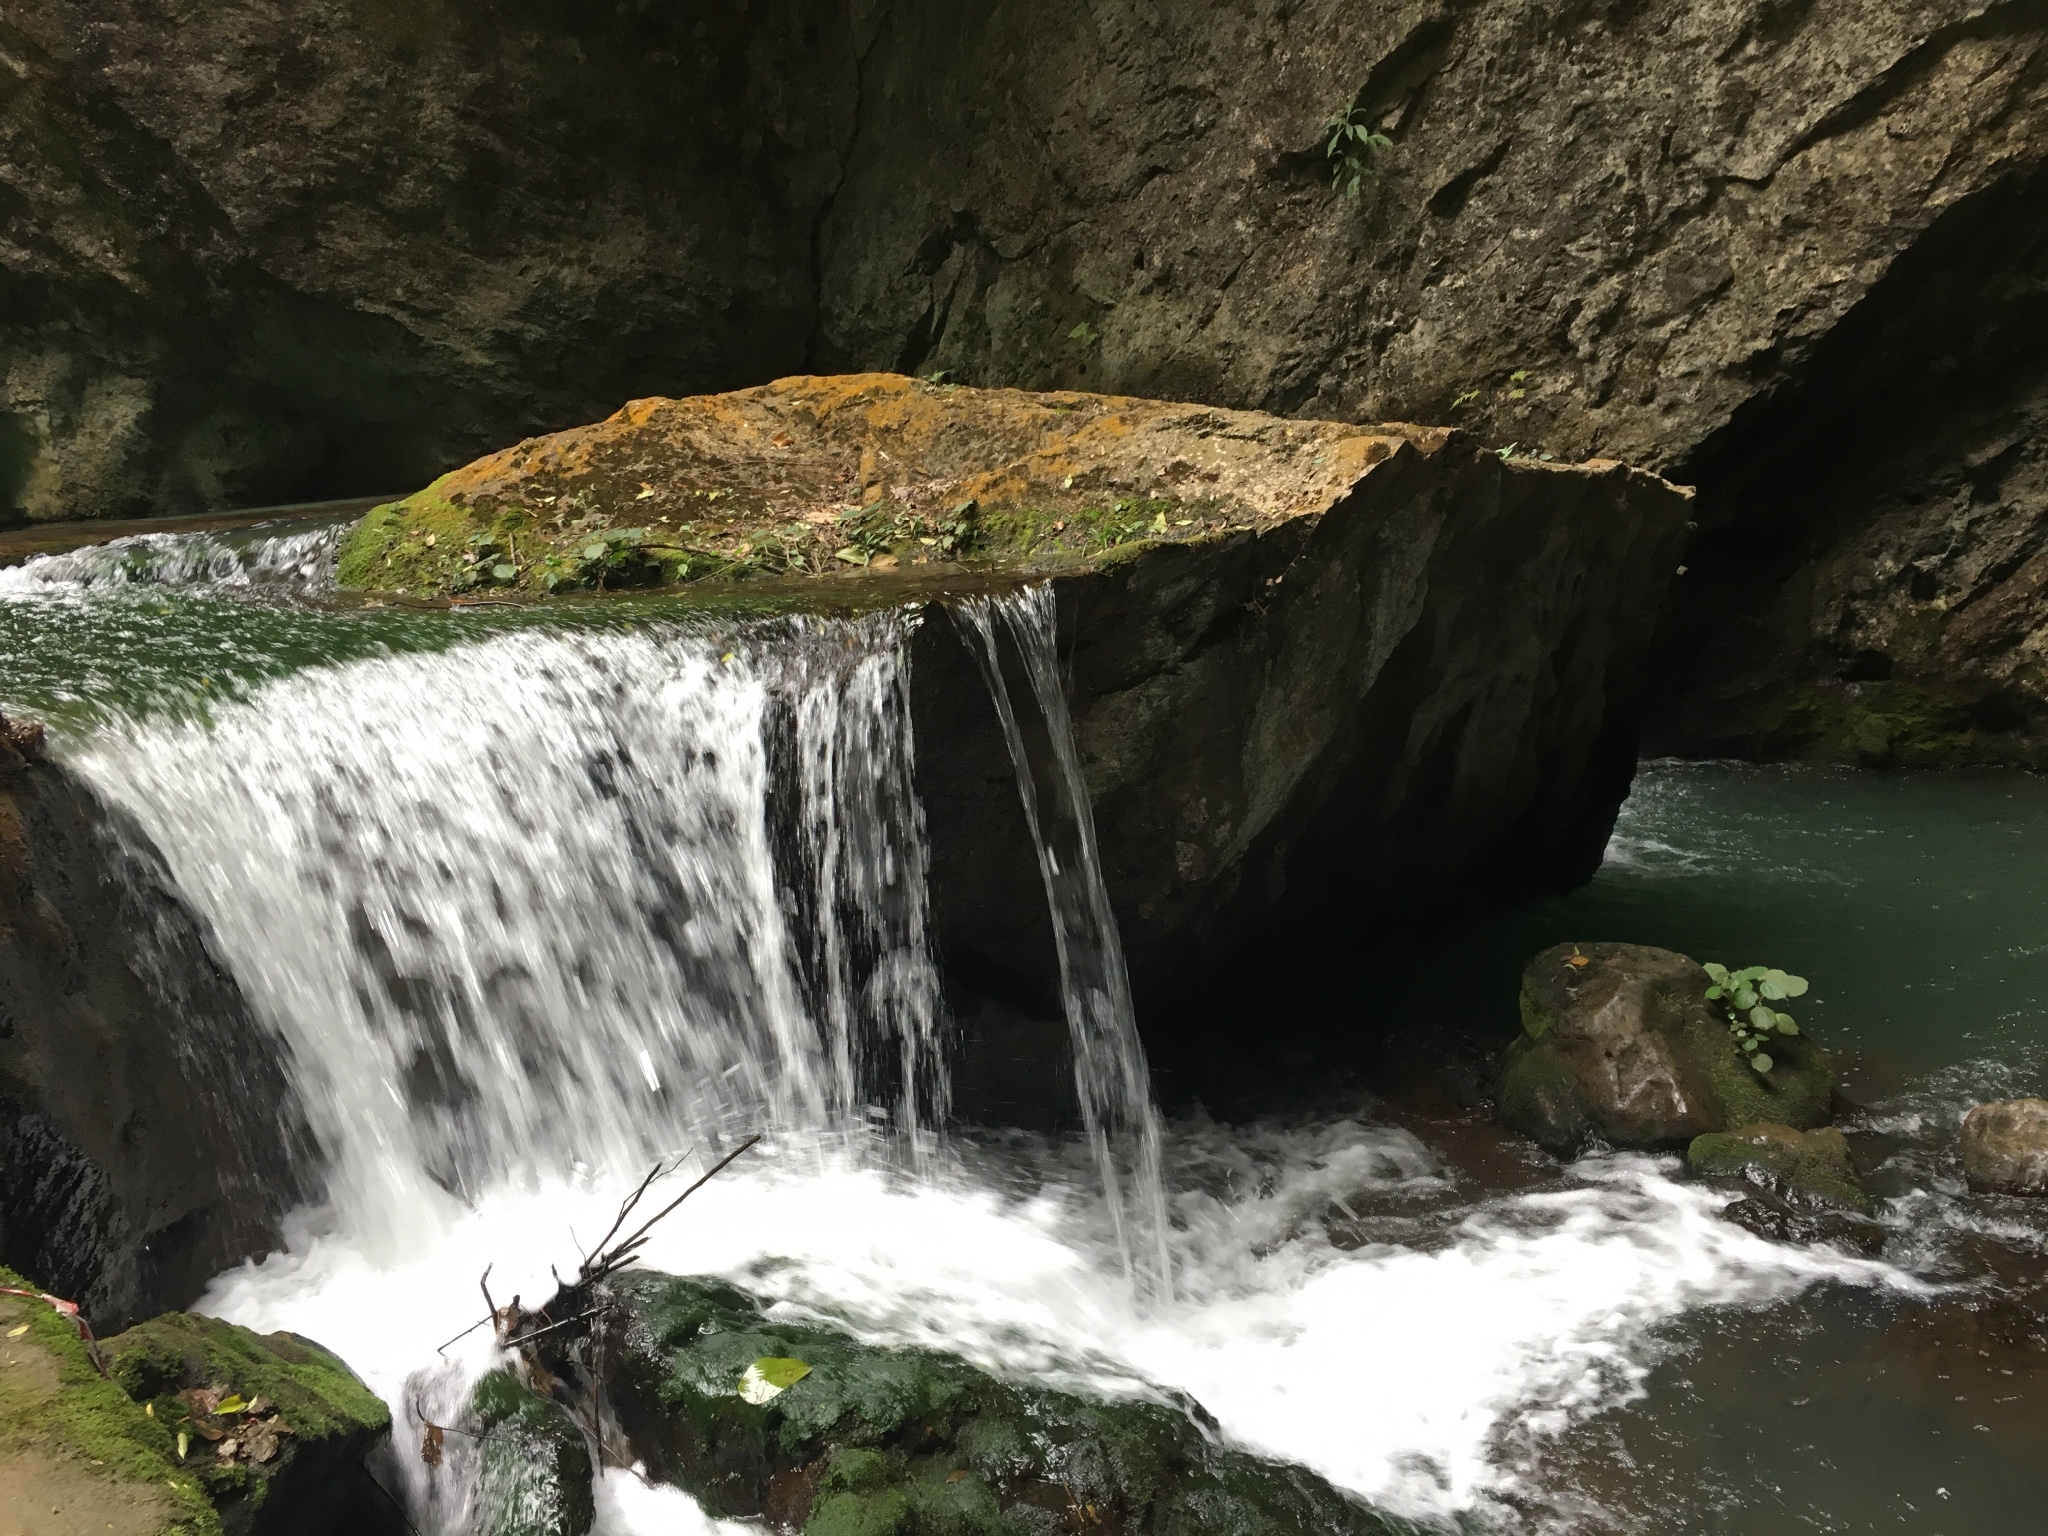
[5,0,2047,758]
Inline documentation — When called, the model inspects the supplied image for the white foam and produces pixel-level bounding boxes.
[202,1132,1915,1532]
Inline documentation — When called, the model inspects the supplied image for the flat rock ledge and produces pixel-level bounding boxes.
[328,374,1694,1048]
[333,371,1682,600]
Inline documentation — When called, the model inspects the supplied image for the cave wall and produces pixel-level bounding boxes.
[1,0,855,520]
[7,0,2048,755]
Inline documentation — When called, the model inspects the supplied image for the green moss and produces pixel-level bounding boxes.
[597,1274,1399,1535]
[1496,1034,1583,1154]
[469,1369,595,1536]
[1688,1124,1870,1212]
[1736,679,2041,770]
[1676,1008,1833,1130]
[104,1311,388,1445]
[0,1265,221,1534]
[1516,978,1556,1040]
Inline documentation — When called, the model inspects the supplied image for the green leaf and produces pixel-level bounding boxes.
[738,1356,811,1404]
[1703,962,1729,982]
[1704,985,1723,1000]
[491,563,517,581]
[582,543,608,561]
[1733,987,1758,1010]
[1780,974,1809,997]
[1750,1004,1777,1030]
[215,1394,247,1415]
[833,547,868,565]
[1776,1015,1799,1035]
[1741,1036,1758,1052]
[1751,1053,1774,1074]
[1759,978,1786,1000]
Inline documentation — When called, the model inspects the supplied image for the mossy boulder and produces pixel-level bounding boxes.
[0,1265,218,1535]
[1687,1124,1872,1214]
[534,1273,1397,1536]
[1500,942,1834,1156]
[468,1369,595,1536]
[100,1309,398,1536]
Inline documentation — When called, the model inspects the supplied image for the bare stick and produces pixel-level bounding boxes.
[478,1264,496,1319]
[578,1158,678,1272]
[434,1315,491,1357]
[581,1136,761,1282]
[506,1306,607,1348]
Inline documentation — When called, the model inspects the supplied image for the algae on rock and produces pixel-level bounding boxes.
[531,1272,1400,1536]
[468,1369,595,1536]
[1687,1124,1872,1214]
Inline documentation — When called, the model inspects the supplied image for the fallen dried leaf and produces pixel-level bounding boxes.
[421,1423,444,1469]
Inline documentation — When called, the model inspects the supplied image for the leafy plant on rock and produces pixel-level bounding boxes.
[1703,962,1807,1073]
[1323,95,1393,199]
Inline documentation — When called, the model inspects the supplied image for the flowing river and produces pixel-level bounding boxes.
[4,516,2045,1533]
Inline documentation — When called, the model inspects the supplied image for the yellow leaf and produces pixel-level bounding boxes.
[5,1323,27,1338]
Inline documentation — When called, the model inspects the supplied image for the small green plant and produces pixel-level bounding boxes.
[1323,97,1393,199]
[1067,320,1101,347]
[1703,963,1807,1073]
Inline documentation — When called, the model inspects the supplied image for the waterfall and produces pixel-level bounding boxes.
[70,610,944,1254]
[958,584,1174,1299]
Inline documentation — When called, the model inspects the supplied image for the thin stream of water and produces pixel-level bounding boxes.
[959,584,1175,1300]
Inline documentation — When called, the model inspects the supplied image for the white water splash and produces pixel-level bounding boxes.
[40,588,1924,1534]
[0,522,342,596]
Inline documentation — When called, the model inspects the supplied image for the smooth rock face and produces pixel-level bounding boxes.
[468,1370,594,1536]
[0,759,309,1329]
[1500,943,1834,1156]
[1960,1098,2048,1196]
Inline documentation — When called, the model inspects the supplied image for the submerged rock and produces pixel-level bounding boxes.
[1960,1099,2048,1196]
[1499,943,1835,1156]
[101,1310,398,1536]
[468,1369,595,1536]
[532,1272,1397,1536]
[1688,1123,1872,1214]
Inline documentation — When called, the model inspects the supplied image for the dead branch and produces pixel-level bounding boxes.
[578,1135,761,1284]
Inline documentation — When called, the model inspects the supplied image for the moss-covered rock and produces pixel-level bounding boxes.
[0,1264,219,1535]
[1499,943,1835,1156]
[534,1273,1398,1536]
[101,1309,397,1536]
[1687,1123,1872,1213]
[468,1369,595,1536]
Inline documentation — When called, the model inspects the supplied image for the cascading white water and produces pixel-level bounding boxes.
[74,611,945,1253]
[0,523,344,595]
[15,548,1936,1536]
[958,584,1174,1298]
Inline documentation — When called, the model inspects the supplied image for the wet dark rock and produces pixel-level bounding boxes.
[1499,943,1834,1157]
[1960,1098,2048,1196]
[0,711,45,771]
[1688,1123,1873,1215]
[468,1369,595,1536]
[533,1272,1397,1536]
[0,758,309,1329]
[102,1310,399,1536]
